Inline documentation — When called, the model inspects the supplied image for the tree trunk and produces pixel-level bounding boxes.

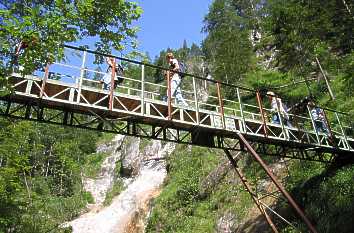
[23,171,31,201]
[315,57,335,100]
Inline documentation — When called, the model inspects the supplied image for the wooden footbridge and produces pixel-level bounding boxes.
[1,45,353,233]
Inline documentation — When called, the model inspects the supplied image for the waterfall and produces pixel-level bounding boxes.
[83,134,125,205]
[67,137,175,233]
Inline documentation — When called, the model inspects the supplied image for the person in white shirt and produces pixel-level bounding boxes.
[267,91,292,127]
[165,53,188,107]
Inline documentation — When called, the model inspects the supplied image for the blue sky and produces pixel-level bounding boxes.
[134,0,213,59]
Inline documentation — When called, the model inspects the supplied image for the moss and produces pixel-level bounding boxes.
[103,179,124,206]
[103,159,124,206]
[82,152,109,178]
[139,137,150,151]
[82,191,94,204]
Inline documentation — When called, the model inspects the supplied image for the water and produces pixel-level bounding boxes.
[67,138,175,233]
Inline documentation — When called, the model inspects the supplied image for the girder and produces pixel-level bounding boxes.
[0,98,351,163]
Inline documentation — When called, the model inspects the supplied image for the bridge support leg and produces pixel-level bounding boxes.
[232,133,319,233]
[224,149,279,233]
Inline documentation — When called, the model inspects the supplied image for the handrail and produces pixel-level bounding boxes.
[62,44,350,116]
[63,44,254,92]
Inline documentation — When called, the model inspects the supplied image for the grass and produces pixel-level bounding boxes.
[146,145,254,233]
[103,160,124,206]
[103,179,124,206]
[82,152,109,178]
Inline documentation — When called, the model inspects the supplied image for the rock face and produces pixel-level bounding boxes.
[83,135,125,205]
[216,211,238,233]
[199,158,233,198]
[67,136,175,233]
[120,137,141,177]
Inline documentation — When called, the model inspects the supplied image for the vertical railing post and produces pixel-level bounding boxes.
[256,91,268,137]
[307,105,320,145]
[109,58,116,111]
[40,63,50,98]
[335,112,349,149]
[256,90,268,138]
[192,76,199,124]
[167,70,172,120]
[141,64,145,115]
[216,81,225,129]
[275,98,287,140]
[76,50,87,103]
[322,109,334,142]
[237,88,246,133]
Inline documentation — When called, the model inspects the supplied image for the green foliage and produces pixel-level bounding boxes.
[0,0,142,94]
[0,120,101,232]
[103,159,124,206]
[263,0,353,75]
[282,163,354,233]
[96,132,115,146]
[146,146,253,233]
[202,0,258,94]
[103,180,124,207]
[82,152,109,178]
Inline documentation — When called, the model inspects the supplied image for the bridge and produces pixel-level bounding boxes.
[1,45,353,233]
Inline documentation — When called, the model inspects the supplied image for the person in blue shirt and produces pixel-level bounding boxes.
[308,101,329,134]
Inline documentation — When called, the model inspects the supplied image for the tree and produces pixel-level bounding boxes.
[202,0,260,96]
[0,0,142,95]
[264,0,353,74]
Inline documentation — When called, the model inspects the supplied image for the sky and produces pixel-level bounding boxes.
[134,0,213,59]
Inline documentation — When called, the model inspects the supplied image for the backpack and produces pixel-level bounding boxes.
[170,60,187,78]
[178,61,187,78]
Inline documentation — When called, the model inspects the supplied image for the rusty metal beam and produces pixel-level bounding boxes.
[236,132,319,233]
[216,81,225,129]
[224,150,279,233]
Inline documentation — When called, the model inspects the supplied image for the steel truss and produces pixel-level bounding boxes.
[0,99,349,163]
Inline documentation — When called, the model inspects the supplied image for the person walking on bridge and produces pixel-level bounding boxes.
[267,91,292,127]
[100,56,124,91]
[308,101,329,134]
[165,53,188,107]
